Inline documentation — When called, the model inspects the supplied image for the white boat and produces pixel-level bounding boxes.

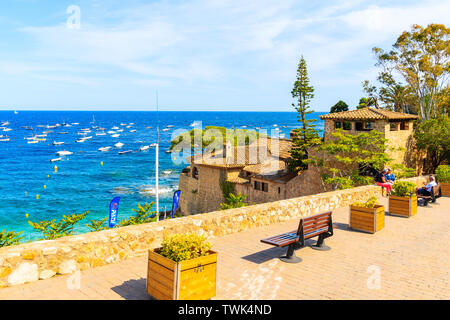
[167,125,174,128]
[114,142,124,148]
[1,121,9,126]
[107,131,116,134]
[165,149,172,154]
[28,140,39,144]
[50,158,62,162]
[71,122,79,125]
[150,143,157,147]
[162,128,170,132]
[120,123,127,126]
[76,138,86,143]
[57,132,69,135]
[116,129,124,133]
[126,126,132,129]
[53,141,65,146]
[0,138,10,142]
[130,130,137,133]
[98,146,111,152]
[96,132,106,136]
[162,170,172,175]
[139,145,150,151]
[83,136,92,140]
[2,128,12,132]
[119,150,132,155]
[111,126,119,130]
[14,111,18,115]
[57,151,73,156]
[111,134,120,138]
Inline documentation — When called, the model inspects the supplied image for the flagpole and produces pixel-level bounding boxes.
[156,91,160,222]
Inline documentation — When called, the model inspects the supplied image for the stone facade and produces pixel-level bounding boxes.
[0,176,426,288]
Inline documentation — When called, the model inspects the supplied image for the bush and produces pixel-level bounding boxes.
[28,211,88,240]
[352,196,379,208]
[86,217,108,232]
[118,202,157,227]
[435,165,450,183]
[160,233,212,262]
[391,164,415,179]
[0,230,24,248]
[391,181,416,197]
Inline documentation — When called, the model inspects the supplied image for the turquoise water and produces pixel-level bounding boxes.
[0,111,325,241]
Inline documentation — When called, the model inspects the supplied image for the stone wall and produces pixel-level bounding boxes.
[0,176,426,288]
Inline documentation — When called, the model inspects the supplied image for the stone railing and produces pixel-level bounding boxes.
[0,176,426,287]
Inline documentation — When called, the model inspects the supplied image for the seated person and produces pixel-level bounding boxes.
[416,175,437,196]
[375,169,392,196]
[385,169,396,185]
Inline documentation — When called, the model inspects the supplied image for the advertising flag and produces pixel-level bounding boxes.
[109,197,121,228]
[172,190,181,218]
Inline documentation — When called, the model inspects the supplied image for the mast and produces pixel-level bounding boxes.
[155,91,160,221]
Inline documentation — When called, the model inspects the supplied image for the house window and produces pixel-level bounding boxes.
[343,122,352,130]
[400,122,409,130]
[335,121,342,129]
[254,181,261,190]
[192,167,199,180]
[278,187,281,194]
[355,122,363,131]
[390,123,398,131]
[365,122,373,130]
[262,182,269,192]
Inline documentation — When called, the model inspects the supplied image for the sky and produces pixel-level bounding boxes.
[0,0,449,112]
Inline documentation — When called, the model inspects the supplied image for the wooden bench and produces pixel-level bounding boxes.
[416,183,441,205]
[261,211,333,263]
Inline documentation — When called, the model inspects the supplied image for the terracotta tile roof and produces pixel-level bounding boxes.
[226,176,250,184]
[243,160,287,175]
[319,107,419,121]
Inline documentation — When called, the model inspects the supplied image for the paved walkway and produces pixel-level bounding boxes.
[0,197,449,300]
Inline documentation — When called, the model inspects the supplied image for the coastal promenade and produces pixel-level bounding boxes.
[0,196,448,300]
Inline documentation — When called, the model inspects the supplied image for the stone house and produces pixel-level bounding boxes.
[319,107,420,167]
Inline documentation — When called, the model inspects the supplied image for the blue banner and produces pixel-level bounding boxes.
[109,197,121,228]
[172,190,181,218]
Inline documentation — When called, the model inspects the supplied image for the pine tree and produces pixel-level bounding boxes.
[289,56,321,171]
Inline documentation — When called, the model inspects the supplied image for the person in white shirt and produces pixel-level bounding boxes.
[416,175,437,196]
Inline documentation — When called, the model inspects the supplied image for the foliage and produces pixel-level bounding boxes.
[28,211,88,240]
[118,202,157,227]
[289,56,321,171]
[330,100,349,113]
[435,165,450,183]
[0,230,24,248]
[371,24,449,121]
[85,217,108,232]
[219,180,235,200]
[311,129,391,190]
[357,97,376,109]
[220,193,248,210]
[160,233,212,262]
[170,126,264,155]
[391,181,416,197]
[391,164,415,179]
[414,115,450,172]
[352,196,379,209]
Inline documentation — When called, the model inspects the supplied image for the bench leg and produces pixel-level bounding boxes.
[311,234,331,251]
[279,243,302,263]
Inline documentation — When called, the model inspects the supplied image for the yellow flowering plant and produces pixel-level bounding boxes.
[160,233,212,262]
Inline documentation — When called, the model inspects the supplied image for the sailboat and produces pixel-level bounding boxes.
[14,111,18,115]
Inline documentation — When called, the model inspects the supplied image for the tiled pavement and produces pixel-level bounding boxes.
[0,196,448,300]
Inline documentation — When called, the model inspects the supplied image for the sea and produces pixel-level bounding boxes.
[0,111,325,241]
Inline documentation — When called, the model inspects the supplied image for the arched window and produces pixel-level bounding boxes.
[192,167,199,180]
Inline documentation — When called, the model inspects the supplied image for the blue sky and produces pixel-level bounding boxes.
[0,0,448,111]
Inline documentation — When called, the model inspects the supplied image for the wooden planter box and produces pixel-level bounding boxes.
[441,182,450,196]
[349,205,385,234]
[388,195,417,217]
[147,248,217,300]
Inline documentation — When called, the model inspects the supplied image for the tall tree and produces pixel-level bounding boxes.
[330,100,349,113]
[289,56,321,171]
[357,97,376,109]
[372,24,449,121]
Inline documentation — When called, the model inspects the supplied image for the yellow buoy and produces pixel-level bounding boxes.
[25,213,29,218]
[44,185,47,189]
[54,165,58,173]
[101,161,103,166]
[25,191,27,196]
[36,194,39,200]
[47,174,50,178]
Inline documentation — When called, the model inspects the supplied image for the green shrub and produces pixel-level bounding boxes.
[352,196,379,208]
[86,217,108,232]
[391,164,415,179]
[0,230,24,247]
[160,233,212,262]
[436,165,450,183]
[28,211,88,240]
[391,181,416,197]
[118,202,157,227]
